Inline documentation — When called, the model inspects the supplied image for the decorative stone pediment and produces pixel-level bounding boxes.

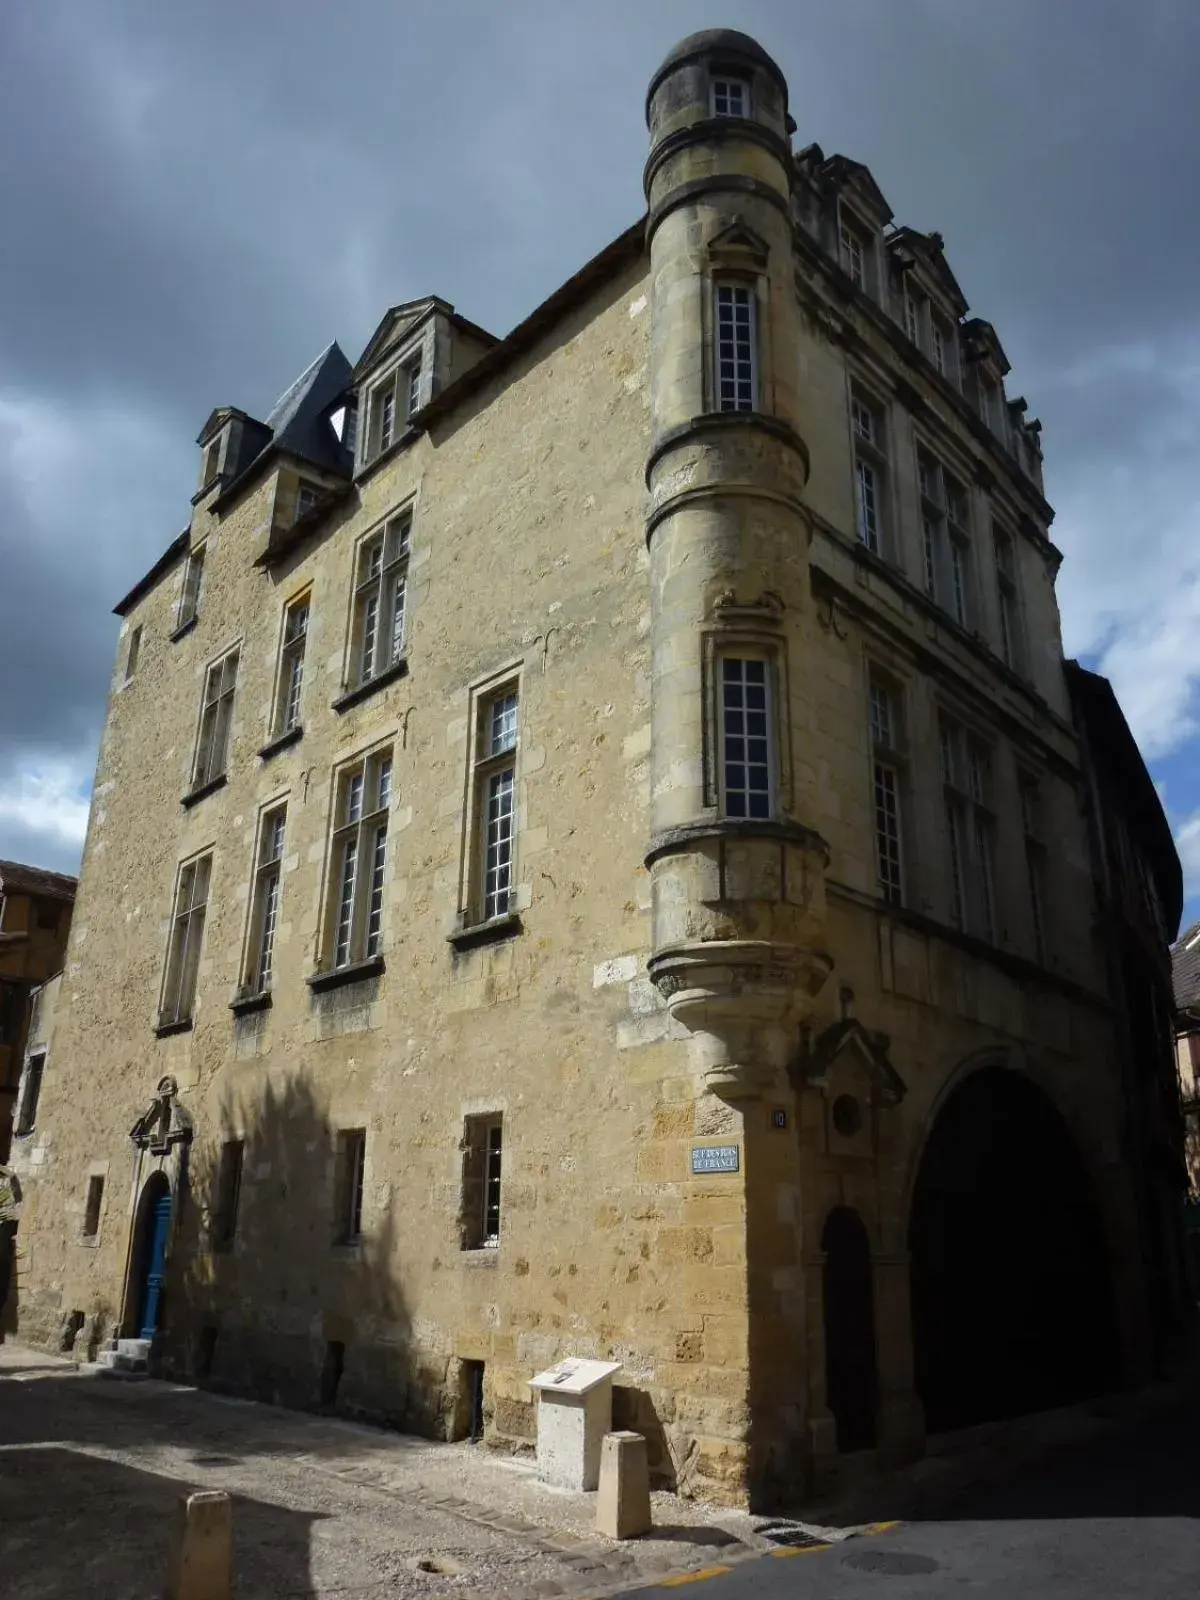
[130,1076,193,1155]
[707,217,770,272]
[790,1017,906,1107]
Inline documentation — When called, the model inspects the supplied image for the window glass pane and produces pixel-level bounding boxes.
[716,284,756,412]
[483,768,516,919]
[874,761,903,904]
[489,693,519,756]
[720,658,772,820]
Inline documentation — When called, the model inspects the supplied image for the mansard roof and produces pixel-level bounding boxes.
[888,225,968,316]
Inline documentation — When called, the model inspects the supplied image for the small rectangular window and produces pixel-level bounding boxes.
[351,513,411,689]
[470,687,519,924]
[82,1175,104,1239]
[213,1139,244,1247]
[325,747,392,970]
[404,355,422,419]
[868,677,904,906]
[711,77,748,117]
[335,1129,366,1243]
[719,657,773,819]
[192,649,239,790]
[273,595,309,737]
[295,482,319,522]
[177,547,205,630]
[160,853,212,1027]
[201,440,220,488]
[461,1115,503,1249]
[123,625,143,684]
[245,804,287,994]
[714,283,757,412]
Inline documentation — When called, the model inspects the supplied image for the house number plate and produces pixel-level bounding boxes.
[691,1144,740,1175]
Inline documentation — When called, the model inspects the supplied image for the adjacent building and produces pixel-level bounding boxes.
[0,861,76,1163]
[10,31,1189,1505]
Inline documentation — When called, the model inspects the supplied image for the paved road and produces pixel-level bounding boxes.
[630,1398,1200,1599]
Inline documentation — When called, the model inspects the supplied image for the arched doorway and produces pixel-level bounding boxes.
[822,1206,878,1451]
[909,1066,1118,1433]
[126,1172,172,1340]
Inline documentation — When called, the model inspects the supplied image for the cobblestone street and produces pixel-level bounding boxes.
[0,1345,765,1598]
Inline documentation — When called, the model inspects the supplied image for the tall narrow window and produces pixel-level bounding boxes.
[191,649,239,790]
[160,853,212,1027]
[719,657,773,819]
[201,441,220,489]
[335,1129,366,1243]
[946,477,971,627]
[342,400,358,458]
[711,77,748,117]
[82,1175,104,1239]
[351,513,411,689]
[295,482,319,522]
[404,355,422,418]
[471,688,519,923]
[246,804,287,994]
[461,1115,503,1249]
[124,625,143,684]
[213,1139,244,1247]
[326,747,392,970]
[273,595,309,736]
[918,454,970,624]
[715,283,757,412]
[868,676,904,905]
[940,720,996,941]
[177,546,205,631]
[904,290,923,346]
[15,1053,44,1136]
[1020,776,1046,963]
[930,317,947,376]
[851,392,887,555]
[994,526,1022,670]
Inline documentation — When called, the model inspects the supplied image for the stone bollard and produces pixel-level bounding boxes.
[165,1490,232,1600]
[596,1430,651,1540]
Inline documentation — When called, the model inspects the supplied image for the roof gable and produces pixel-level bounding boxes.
[889,226,968,317]
[352,297,448,382]
[822,154,895,228]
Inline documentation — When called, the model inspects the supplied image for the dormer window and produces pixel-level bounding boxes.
[201,439,221,489]
[904,290,924,346]
[343,401,358,457]
[363,348,424,466]
[295,482,320,522]
[711,77,749,117]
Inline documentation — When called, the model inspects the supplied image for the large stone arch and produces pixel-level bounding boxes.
[905,1055,1120,1433]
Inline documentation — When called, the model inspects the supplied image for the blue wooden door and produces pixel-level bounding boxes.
[138,1191,172,1339]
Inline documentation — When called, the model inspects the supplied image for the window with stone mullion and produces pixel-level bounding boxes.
[353,517,410,688]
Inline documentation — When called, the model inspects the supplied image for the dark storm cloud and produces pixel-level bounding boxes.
[3,0,1200,878]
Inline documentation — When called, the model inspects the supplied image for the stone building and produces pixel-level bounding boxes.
[1171,923,1200,1264]
[0,861,76,1163]
[11,30,1189,1504]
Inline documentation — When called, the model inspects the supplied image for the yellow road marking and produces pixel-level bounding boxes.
[865,1520,901,1535]
[659,1566,735,1586]
[771,1542,832,1557]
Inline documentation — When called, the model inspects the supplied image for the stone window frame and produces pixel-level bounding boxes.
[341,505,415,701]
[710,74,750,118]
[268,587,312,744]
[238,796,289,1001]
[991,516,1025,674]
[14,1049,45,1137]
[174,543,206,636]
[700,604,792,819]
[122,623,143,687]
[912,431,975,629]
[703,226,771,417]
[359,335,428,469]
[459,1109,505,1253]
[836,198,880,301]
[451,661,526,940]
[847,372,893,562]
[864,660,912,909]
[331,1124,368,1248]
[938,710,998,943]
[157,846,215,1033]
[315,736,395,980]
[78,1162,109,1247]
[186,642,241,800]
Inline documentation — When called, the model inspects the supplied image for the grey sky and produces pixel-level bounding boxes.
[3,0,1200,898]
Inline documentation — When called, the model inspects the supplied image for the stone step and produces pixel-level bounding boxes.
[92,1346,149,1375]
[117,1338,152,1361]
[79,1360,148,1382]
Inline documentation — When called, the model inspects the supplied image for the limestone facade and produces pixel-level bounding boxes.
[10,29,1187,1506]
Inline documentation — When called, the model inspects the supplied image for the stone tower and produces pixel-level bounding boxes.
[644,32,831,1097]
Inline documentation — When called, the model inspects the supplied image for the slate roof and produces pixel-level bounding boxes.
[1172,921,1200,1015]
[0,860,78,904]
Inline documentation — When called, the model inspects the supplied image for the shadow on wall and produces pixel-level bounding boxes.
[165,1068,449,1434]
